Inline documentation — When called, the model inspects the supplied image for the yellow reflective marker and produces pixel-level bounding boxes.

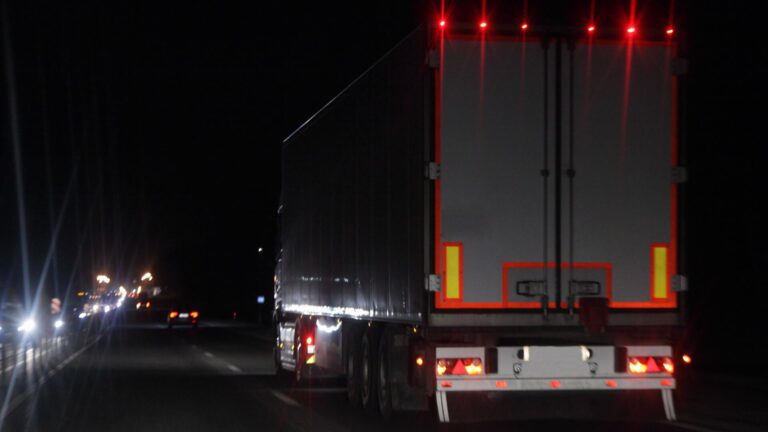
[653,246,668,299]
[445,244,461,299]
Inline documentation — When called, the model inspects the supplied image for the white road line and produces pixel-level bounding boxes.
[271,390,300,407]
[227,364,242,373]
[0,335,101,424]
[203,351,214,358]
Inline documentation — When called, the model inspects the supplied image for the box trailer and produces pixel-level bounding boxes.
[275,20,687,422]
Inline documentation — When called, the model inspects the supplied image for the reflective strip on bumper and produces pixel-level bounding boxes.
[436,377,675,392]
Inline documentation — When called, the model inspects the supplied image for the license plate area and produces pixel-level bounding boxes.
[497,346,615,378]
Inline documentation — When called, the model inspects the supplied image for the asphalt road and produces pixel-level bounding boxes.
[1,319,765,432]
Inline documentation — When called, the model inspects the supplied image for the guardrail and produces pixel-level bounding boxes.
[0,314,110,402]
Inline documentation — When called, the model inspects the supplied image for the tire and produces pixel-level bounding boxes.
[377,329,393,418]
[346,330,362,408]
[293,319,304,384]
[360,329,379,413]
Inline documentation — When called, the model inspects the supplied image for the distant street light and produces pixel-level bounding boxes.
[258,247,263,253]
[96,274,111,284]
[141,272,153,282]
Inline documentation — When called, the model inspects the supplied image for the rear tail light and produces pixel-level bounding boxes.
[190,311,199,319]
[435,358,483,376]
[169,311,179,319]
[628,357,674,374]
[304,334,315,355]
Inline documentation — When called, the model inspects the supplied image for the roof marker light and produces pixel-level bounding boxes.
[521,23,528,30]
[627,26,636,35]
[439,19,446,28]
[587,25,596,33]
[666,27,675,36]
[479,21,488,29]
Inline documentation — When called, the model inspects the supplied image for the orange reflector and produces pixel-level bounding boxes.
[440,381,453,388]
[306,354,316,364]
[190,311,199,318]
[495,381,508,388]
[661,380,673,387]
[416,357,424,367]
[169,311,179,319]
[605,380,618,388]
[652,245,669,299]
[550,380,561,389]
[682,354,692,364]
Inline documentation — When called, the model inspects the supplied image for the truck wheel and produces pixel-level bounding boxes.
[360,329,379,413]
[377,329,393,418]
[346,332,362,408]
[293,319,304,384]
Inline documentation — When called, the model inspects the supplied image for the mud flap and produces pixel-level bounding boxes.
[436,391,450,423]
[661,389,677,421]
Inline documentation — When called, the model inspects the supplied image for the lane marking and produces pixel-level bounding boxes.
[271,390,300,407]
[227,364,242,373]
[203,352,214,358]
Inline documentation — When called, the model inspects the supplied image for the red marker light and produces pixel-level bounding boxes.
[479,21,488,29]
[439,19,446,28]
[587,25,596,33]
[305,336,313,345]
[550,380,562,389]
[682,354,692,364]
[521,23,528,30]
[627,26,636,34]
[666,27,675,35]
[415,356,424,366]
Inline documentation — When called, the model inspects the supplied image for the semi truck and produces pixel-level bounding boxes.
[275,15,687,423]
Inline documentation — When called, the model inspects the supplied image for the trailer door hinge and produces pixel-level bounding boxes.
[672,166,688,184]
[426,274,441,292]
[671,274,688,292]
[427,49,440,69]
[426,162,441,180]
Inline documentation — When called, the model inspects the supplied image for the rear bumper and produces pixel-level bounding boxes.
[438,376,675,392]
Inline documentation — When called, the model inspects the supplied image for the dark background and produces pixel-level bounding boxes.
[1,0,766,373]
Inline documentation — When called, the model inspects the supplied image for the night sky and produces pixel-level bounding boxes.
[1,0,767,369]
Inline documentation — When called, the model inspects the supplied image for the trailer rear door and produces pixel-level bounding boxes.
[435,36,678,311]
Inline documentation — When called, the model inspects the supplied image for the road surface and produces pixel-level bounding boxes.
[0,320,765,432]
